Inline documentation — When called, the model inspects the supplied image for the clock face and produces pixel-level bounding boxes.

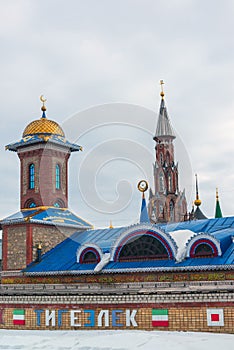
[138,180,148,192]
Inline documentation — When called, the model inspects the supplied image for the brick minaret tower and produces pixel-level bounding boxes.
[1,97,91,274]
[12,98,75,209]
[148,81,187,223]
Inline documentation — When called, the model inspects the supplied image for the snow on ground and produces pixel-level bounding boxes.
[0,330,233,350]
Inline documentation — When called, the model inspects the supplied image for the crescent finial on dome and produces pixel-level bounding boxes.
[40,95,47,118]
[20,96,65,138]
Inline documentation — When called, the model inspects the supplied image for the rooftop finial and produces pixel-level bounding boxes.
[138,180,148,197]
[160,79,165,99]
[194,174,202,207]
[215,187,223,218]
[216,187,219,200]
[109,220,113,229]
[138,180,150,223]
[40,95,47,118]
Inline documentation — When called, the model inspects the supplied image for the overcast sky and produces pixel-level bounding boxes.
[1,0,234,228]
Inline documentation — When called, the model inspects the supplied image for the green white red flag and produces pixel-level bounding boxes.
[13,309,25,325]
[152,309,169,327]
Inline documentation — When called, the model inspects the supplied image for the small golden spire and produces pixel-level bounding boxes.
[37,242,42,250]
[194,174,202,207]
[40,95,47,112]
[109,220,113,229]
[160,79,165,99]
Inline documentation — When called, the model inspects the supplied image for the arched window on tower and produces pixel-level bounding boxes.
[53,198,65,208]
[29,164,35,189]
[169,200,174,221]
[160,152,163,165]
[168,173,172,192]
[159,172,164,192]
[29,202,36,208]
[159,203,164,214]
[166,152,170,165]
[55,164,61,190]
[24,198,37,208]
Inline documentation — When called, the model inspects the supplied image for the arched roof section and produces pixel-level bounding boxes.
[77,243,103,264]
[111,224,177,261]
[186,233,222,258]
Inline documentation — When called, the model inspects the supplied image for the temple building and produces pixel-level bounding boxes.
[148,82,187,223]
[0,94,233,333]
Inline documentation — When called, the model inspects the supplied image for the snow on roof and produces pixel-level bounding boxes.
[169,229,195,262]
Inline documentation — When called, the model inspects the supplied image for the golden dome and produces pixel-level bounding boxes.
[23,117,65,138]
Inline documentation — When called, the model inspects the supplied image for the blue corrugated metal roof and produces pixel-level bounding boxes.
[1,207,92,229]
[24,216,234,274]
[163,216,234,234]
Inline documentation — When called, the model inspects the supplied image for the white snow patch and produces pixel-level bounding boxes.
[169,229,195,262]
[94,253,111,272]
[0,330,233,350]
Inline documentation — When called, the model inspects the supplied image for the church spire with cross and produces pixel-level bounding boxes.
[154,80,175,141]
[148,80,187,223]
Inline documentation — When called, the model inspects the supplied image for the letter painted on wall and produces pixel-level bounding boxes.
[98,310,109,327]
[112,310,123,327]
[84,310,95,327]
[70,310,81,327]
[45,310,56,327]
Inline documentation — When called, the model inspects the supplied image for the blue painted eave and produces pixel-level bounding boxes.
[6,134,81,152]
[1,207,92,229]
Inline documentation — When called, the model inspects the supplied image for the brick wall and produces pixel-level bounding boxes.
[0,293,233,332]
[18,145,70,209]
[32,225,75,260]
[2,223,76,271]
[6,226,26,270]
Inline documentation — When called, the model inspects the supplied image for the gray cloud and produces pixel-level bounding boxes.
[1,0,234,226]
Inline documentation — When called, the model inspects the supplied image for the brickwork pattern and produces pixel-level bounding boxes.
[2,223,76,271]
[32,225,75,260]
[18,146,70,208]
[0,296,233,332]
[7,226,26,270]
